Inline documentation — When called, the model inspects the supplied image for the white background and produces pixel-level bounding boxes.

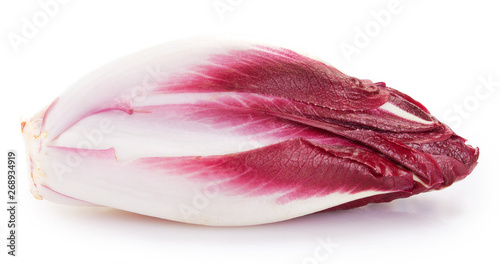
[1,0,499,263]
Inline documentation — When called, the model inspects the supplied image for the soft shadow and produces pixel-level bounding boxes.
[42,194,464,246]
